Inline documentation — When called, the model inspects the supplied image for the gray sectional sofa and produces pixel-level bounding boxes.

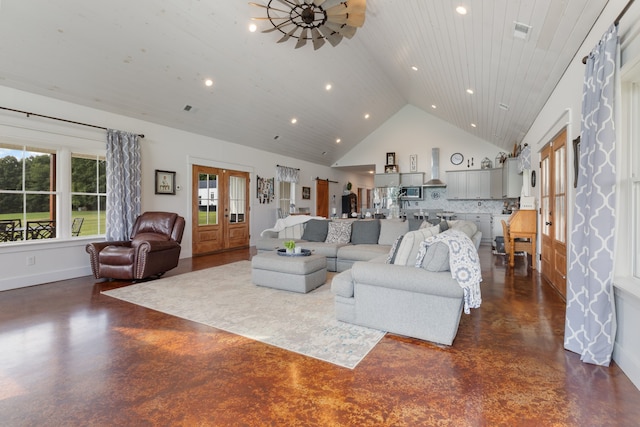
[256,216,483,345]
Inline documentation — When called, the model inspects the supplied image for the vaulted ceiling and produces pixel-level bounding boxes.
[0,1,607,166]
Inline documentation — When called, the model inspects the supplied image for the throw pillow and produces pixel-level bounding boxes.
[393,225,440,266]
[325,221,352,244]
[351,219,381,245]
[407,218,423,231]
[386,234,404,264]
[416,241,450,272]
[301,219,329,242]
[419,220,431,229]
[439,220,449,232]
[378,219,409,245]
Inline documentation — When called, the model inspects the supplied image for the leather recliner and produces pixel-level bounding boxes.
[86,211,186,280]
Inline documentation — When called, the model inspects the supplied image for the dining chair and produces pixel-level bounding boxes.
[26,220,56,240]
[71,217,84,236]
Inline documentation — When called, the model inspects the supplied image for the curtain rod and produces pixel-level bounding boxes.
[276,164,300,170]
[315,177,338,183]
[582,0,635,64]
[0,106,145,138]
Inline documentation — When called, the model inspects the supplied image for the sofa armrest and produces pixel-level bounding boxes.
[260,230,279,238]
[350,262,463,299]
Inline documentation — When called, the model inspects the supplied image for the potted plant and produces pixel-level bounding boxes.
[284,240,296,254]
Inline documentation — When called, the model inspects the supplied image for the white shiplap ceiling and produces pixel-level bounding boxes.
[0,0,607,166]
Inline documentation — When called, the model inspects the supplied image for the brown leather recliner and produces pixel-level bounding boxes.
[86,211,186,280]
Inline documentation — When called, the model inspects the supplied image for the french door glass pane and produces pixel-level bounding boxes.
[198,173,218,225]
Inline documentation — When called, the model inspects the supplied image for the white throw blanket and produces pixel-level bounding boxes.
[422,229,482,314]
[262,215,326,234]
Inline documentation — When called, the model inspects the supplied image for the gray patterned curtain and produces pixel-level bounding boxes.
[564,24,618,366]
[106,129,141,241]
[276,165,299,183]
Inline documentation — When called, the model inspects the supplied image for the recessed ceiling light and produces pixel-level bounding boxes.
[204,79,213,87]
[336,138,341,143]
[499,102,510,111]
[411,66,418,71]
[431,105,437,109]
[249,23,257,33]
[322,151,327,155]
[274,135,280,140]
[471,123,477,128]
[466,89,474,94]
[364,113,370,119]
[291,118,297,124]
[456,6,467,15]
[325,83,332,91]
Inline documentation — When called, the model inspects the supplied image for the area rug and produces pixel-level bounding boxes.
[102,261,385,369]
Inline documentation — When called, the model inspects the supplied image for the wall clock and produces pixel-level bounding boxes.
[450,152,464,165]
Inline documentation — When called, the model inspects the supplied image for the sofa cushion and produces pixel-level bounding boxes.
[351,219,380,244]
[301,219,329,242]
[393,225,440,266]
[386,234,404,264]
[439,220,450,232]
[278,223,305,239]
[449,220,477,239]
[415,241,450,272]
[407,218,423,231]
[325,221,352,244]
[378,219,409,245]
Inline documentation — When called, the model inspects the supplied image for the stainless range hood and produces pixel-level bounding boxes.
[424,148,447,187]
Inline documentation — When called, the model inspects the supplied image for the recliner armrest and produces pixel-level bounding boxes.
[133,240,180,253]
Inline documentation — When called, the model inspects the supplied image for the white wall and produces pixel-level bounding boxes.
[520,0,640,390]
[0,86,361,291]
[336,104,505,175]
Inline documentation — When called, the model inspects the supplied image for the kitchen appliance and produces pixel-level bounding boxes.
[400,186,423,200]
[424,148,447,187]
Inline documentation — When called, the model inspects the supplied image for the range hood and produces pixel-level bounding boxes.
[424,148,447,187]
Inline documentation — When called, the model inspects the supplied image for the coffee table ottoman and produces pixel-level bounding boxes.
[251,252,327,293]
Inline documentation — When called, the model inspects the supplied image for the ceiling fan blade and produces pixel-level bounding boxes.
[318,25,343,46]
[326,0,366,16]
[295,28,308,48]
[313,0,326,6]
[326,12,365,27]
[277,26,298,43]
[319,0,344,9]
[261,19,294,33]
[249,2,291,14]
[311,28,325,50]
[324,21,357,38]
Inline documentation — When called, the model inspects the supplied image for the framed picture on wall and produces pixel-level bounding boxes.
[155,170,176,195]
[386,152,396,165]
[302,186,311,199]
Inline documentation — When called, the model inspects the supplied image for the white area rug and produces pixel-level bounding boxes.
[102,261,385,369]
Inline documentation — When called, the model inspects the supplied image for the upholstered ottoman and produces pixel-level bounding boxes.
[251,252,327,293]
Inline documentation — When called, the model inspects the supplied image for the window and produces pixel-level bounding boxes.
[278,181,295,214]
[0,143,57,241]
[0,142,105,243]
[71,154,106,237]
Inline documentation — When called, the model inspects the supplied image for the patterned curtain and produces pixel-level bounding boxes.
[564,24,618,366]
[276,165,299,183]
[106,129,141,241]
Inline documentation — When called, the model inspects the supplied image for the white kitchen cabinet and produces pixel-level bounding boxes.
[466,170,491,199]
[490,168,503,199]
[400,173,424,186]
[374,173,400,188]
[502,158,523,198]
[445,171,467,199]
[446,170,491,199]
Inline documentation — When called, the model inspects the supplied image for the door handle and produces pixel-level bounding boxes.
[545,221,553,226]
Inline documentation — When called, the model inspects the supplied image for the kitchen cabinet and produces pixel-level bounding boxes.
[490,168,503,199]
[457,212,492,245]
[446,170,492,199]
[374,173,400,188]
[400,172,424,186]
[445,171,467,199]
[502,158,523,198]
